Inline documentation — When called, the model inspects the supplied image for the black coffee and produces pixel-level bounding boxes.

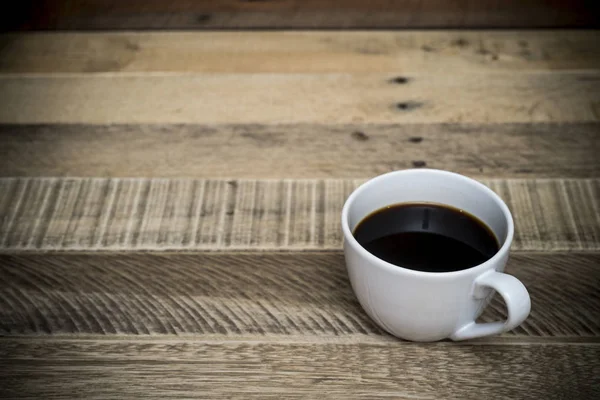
[353,203,499,272]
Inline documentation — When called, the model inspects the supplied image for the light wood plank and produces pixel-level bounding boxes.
[7,0,595,29]
[1,252,599,337]
[1,338,599,399]
[0,73,598,124]
[1,31,599,73]
[0,123,597,179]
[0,178,598,251]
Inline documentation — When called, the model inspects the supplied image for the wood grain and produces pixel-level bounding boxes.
[2,31,599,73]
[1,123,598,179]
[0,28,597,398]
[1,252,599,337]
[7,0,596,30]
[0,178,598,251]
[1,73,599,124]
[1,339,599,399]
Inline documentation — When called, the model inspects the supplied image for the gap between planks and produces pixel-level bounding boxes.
[0,178,598,251]
[2,335,600,345]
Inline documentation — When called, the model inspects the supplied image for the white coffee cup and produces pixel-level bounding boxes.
[341,169,531,341]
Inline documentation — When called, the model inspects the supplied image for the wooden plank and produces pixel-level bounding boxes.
[0,123,598,179]
[1,339,599,399]
[0,178,598,251]
[1,252,599,337]
[1,31,599,73]
[0,73,599,124]
[6,0,596,30]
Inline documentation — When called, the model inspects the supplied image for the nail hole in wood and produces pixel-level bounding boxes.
[396,101,422,111]
[391,76,409,84]
[196,14,211,23]
[351,131,369,141]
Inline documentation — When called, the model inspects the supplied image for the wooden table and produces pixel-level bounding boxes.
[0,30,599,399]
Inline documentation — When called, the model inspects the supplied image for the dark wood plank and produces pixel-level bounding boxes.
[2,31,599,73]
[1,338,599,399]
[1,123,598,179]
[5,0,597,30]
[0,178,598,251]
[1,252,599,337]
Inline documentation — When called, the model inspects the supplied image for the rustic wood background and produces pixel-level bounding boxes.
[0,29,599,398]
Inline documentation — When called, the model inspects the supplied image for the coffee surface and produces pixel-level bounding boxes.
[353,203,499,272]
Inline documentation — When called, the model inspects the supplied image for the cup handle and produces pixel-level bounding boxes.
[450,270,531,341]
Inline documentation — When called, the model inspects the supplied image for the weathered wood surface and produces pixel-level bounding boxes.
[0,29,599,398]
[1,73,599,124]
[0,178,598,251]
[1,252,599,337]
[1,123,598,179]
[1,339,599,400]
[2,31,599,73]
[7,0,596,30]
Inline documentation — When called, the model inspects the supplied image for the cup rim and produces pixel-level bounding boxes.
[341,169,514,278]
